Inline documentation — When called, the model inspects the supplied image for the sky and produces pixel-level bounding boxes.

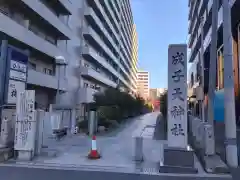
[131,0,189,88]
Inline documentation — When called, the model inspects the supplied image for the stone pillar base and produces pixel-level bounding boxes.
[159,146,198,174]
[134,136,143,162]
[0,148,13,162]
[17,150,33,161]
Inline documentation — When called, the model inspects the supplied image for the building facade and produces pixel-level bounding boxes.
[137,70,149,99]
[131,24,138,93]
[187,0,240,121]
[149,88,158,101]
[0,0,136,126]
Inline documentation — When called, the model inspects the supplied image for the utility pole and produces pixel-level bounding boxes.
[207,0,219,153]
[222,0,238,167]
[0,40,8,130]
[200,16,205,122]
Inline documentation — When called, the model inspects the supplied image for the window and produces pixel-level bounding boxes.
[84,82,88,88]
[84,63,89,68]
[196,61,201,82]
[90,84,95,89]
[95,86,101,91]
[217,46,224,89]
[96,68,100,73]
[43,68,53,75]
[29,62,36,70]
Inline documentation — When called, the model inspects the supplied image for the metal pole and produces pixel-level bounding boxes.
[200,17,205,122]
[57,66,60,104]
[0,40,8,130]
[222,0,238,167]
[207,0,219,153]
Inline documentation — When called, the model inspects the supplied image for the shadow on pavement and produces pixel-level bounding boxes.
[153,114,167,140]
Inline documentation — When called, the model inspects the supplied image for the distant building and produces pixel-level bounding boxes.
[137,70,149,99]
[131,24,138,94]
[157,88,167,96]
[149,88,167,100]
[149,88,158,101]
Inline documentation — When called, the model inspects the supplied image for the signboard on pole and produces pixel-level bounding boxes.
[7,80,25,104]
[167,44,188,148]
[5,46,28,105]
[14,90,36,151]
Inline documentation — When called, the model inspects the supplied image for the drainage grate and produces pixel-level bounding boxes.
[141,167,159,175]
[136,162,160,175]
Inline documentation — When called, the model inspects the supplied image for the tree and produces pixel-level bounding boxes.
[93,88,146,121]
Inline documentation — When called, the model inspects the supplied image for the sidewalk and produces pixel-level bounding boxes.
[2,113,232,179]
[5,113,161,173]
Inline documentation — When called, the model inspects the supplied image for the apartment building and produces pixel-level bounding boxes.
[137,70,149,99]
[131,24,138,93]
[80,0,135,105]
[0,0,80,109]
[187,0,240,119]
[149,88,158,101]
[0,0,136,123]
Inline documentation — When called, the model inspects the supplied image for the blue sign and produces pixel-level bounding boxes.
[214,89,224,122]
[3,45,29,104]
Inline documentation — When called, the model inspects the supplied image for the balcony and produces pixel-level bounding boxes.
[0,12,65,58]
[80,65,117,88]
[189,5,223,63]
[77,87,98,103]
[83,26,130,80]
[27,69,68,91]
[82,46,130,89]
[84,8,118,55]
[84,8,130,73]
[102,0,120,35]
[21,0,72,39]
[91,0,120,44]
[57,0,73,15]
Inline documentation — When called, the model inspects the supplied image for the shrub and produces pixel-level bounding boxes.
[93,88,146,122]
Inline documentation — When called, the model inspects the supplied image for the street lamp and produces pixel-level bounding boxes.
[55,56,67,104]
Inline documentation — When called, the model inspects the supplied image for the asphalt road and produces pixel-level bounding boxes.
[0,166,232,180]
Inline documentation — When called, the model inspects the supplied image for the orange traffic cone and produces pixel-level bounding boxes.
[88,135,101,159]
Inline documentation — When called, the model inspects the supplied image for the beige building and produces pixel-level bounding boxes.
[137,70,149,99]
[131,24,138,93]
[149,88,167,100]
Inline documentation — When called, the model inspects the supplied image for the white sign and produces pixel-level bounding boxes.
[167,44,188,148]
[10,60,27,72]
[7,80,25,104]
[50,113,62,130]
[9,70,27,82]
[14,90,36,151]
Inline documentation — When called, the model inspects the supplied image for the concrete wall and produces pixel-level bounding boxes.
[57,0,83,106]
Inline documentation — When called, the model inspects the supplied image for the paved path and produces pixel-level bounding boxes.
[0,112,233,179]
[5,113,161,172]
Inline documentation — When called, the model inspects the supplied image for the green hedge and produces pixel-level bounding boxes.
[92,87,145,122]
